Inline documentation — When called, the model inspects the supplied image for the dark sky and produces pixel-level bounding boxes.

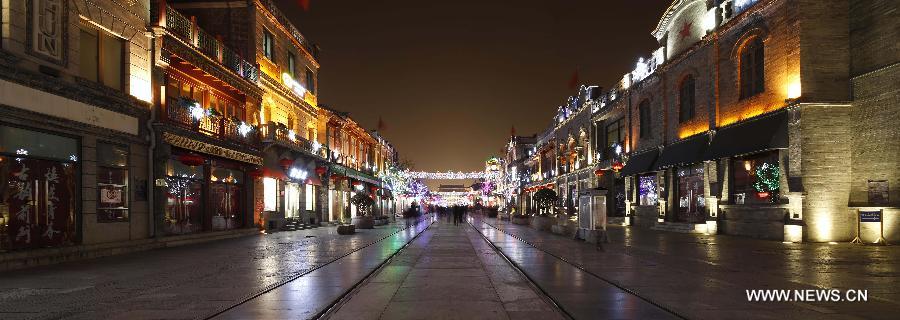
[275,0,671,174]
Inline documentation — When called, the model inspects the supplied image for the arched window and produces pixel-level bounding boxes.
[739,37,765,99]
[679,75,696,123]
[639,100,651,138]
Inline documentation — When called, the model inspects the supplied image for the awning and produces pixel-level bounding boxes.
[619,149,659,176]
[261,167,287,180]
[654,134,710,170]
[702,110,788,161]
[306,172,323,186]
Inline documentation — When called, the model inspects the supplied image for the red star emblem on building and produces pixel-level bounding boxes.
[679,22,693,39]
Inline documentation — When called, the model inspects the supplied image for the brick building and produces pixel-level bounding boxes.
[508,0,899,243]
[615,0,898,243]
[1,0,153,252]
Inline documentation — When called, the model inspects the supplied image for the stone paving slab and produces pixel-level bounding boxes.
[478,217,900,320]
[0,218,430,320]
[328,221,564,320]
[474,220,679,320]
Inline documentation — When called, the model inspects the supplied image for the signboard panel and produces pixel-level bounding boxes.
[860,211,882,223]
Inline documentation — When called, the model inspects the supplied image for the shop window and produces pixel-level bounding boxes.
[731,151,779,204]
[305,184,315,211]
[263,29,275,63]
[263,177,278,211]
[79,27,124,90]
[739,37,765,99]
[1,125,78,251]
[676,164,705,223]
[210,164,243,230]
[97,143,129,222]
[285,182,301,219]
[679,75,696,123]
[164,157,205,235]
[638,174,659,206]
[639,100,651,138]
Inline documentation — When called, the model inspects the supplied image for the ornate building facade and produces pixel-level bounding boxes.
[508,0,899,243]
[164,0,325,231]
[318,106,397,223]
[151,0,264,235]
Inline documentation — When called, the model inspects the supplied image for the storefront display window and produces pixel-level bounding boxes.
[305,184,315,211]
[732,151,780,204]
[263,178,277,211]
[638,174,658,206]
[676,164,705,223]
[1,125,78,251]
[210,163,243,230]
[164,157,204,235]
[97,143,129,222]
[285,182,301,219]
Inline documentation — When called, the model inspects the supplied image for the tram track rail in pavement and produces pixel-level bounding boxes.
[201,215,436,320]
[471,217,685,320]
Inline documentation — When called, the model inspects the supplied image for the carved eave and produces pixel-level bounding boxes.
[155,124,262,158]
[160,35,263,101]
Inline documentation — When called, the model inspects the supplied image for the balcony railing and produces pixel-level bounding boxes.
[260,123,322,156]
[165,97,258,147]
[157,0,259,82]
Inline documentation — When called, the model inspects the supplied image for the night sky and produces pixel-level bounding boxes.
[275,0,671,175]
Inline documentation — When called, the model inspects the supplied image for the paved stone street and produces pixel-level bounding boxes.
[475,217,900,320]
[0,217,431,320]
[327,220,565,320]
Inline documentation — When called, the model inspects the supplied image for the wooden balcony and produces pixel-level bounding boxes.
[259,123,324,157]
[154,0,259,83]
[164,97,259,148]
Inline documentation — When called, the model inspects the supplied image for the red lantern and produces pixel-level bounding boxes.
[611,161,624,172]
[370,186,379,192]
[594,169,604,177]
[756,192,770,199]
[278,158,294,169]
[352,181,362,187]
[315,166,327,176]
[178,154,204,166]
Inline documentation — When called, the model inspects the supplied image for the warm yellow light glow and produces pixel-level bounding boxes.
[744,161,752,172]
[263,178,277,211]
[786,82,801,99]
[814,214,834,241]
[130,77,152,103]
[678,123,709,139]
[784,225,803,243]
